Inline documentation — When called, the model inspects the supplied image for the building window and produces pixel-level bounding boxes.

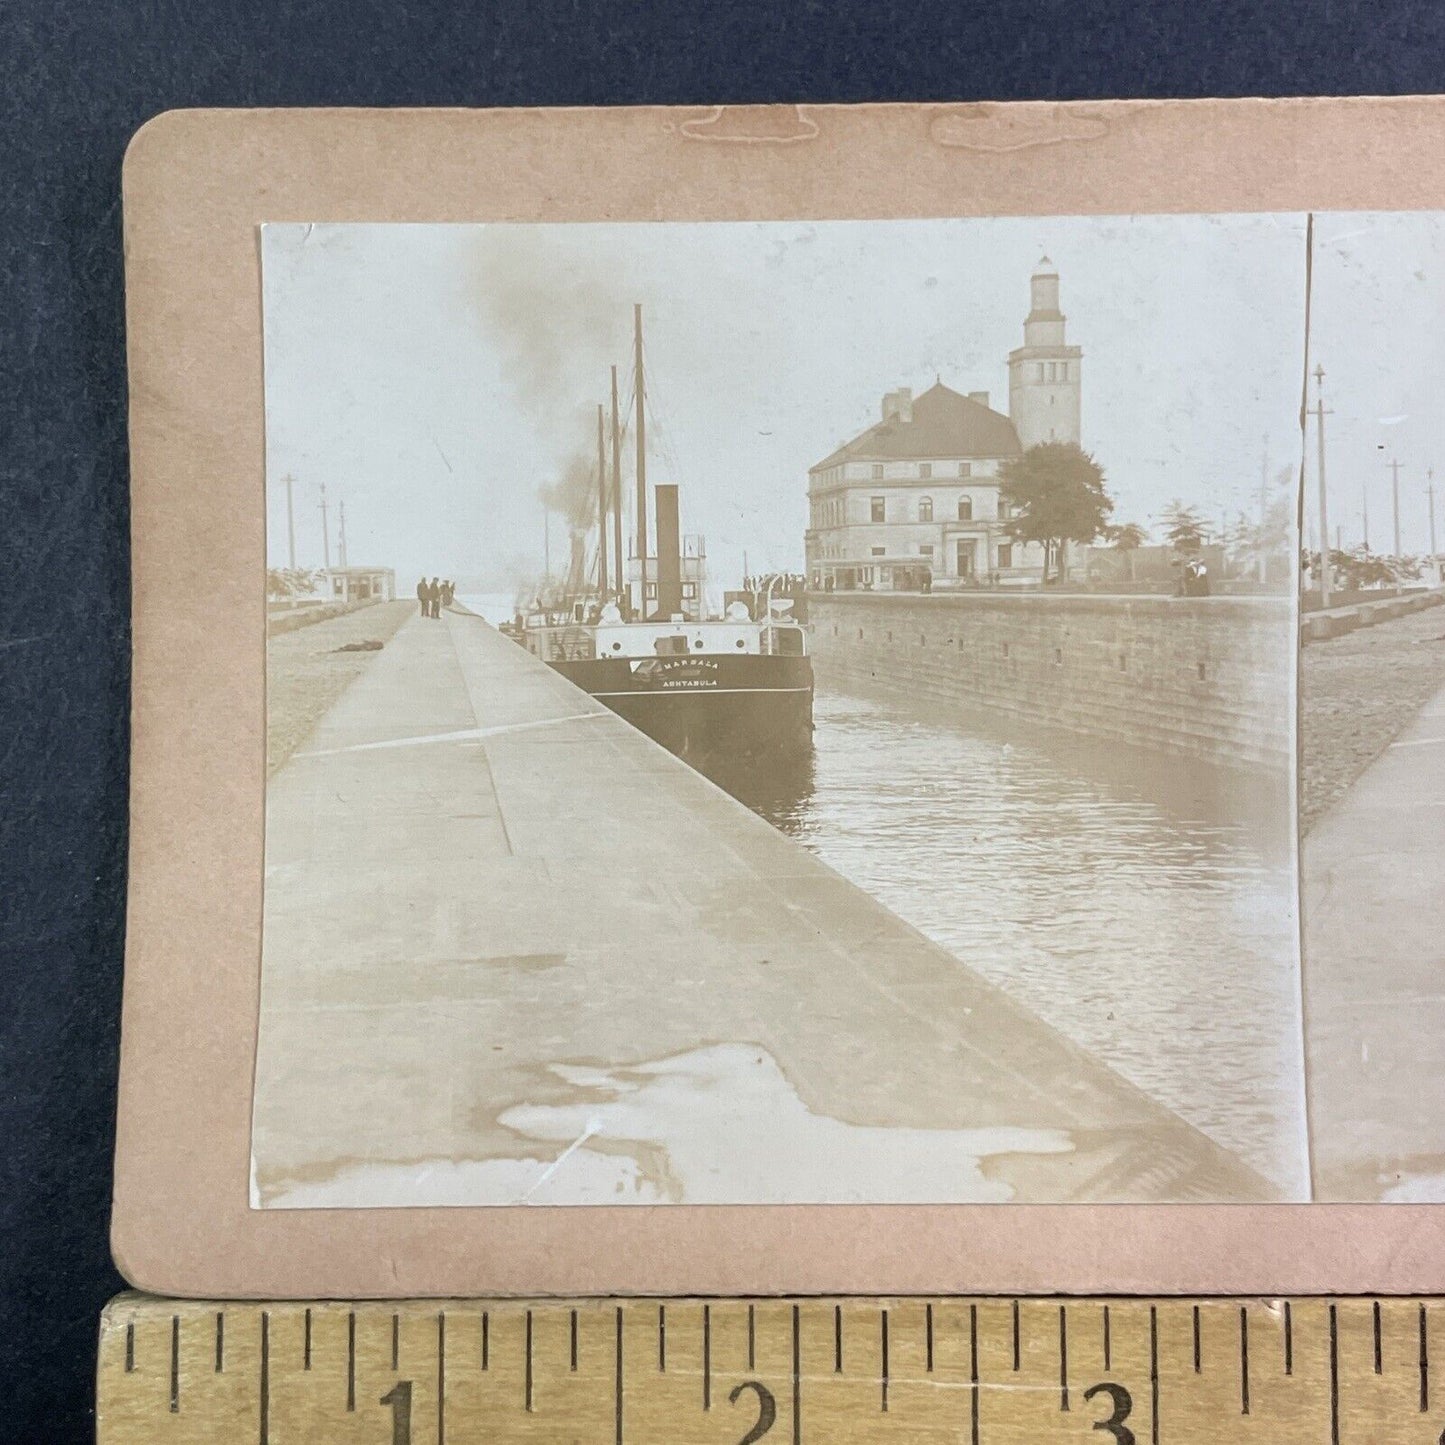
[682,582,697,599]
[919,496,933,522]
[870,496,885,523]
[1036,363,1045,381]
[919,462,932,479]
[957,497,973,521]
[997,543,1013,569]
[645,582,657,600]
[872,463,884,479]
[919,545,934,557]
[871,546,885,557]
[958,462,972,477]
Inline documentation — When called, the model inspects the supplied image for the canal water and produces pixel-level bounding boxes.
[461,595,1307,1193]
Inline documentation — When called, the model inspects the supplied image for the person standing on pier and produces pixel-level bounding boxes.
[416,576,429,617]
[428,578,442,617]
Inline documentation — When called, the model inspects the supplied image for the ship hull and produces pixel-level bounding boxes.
[549,653,814,761]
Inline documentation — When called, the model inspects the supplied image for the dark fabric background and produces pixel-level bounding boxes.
[1,2,1439,1438]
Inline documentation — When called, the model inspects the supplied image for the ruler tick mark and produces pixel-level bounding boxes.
[571,1309,578,1372]
[1149,1305,1159,1445]
[791,1304,801,1445]
[1059,1305,1069,1410]
[1239,1306,1250,1416]
[170,1315,179,1413]
[1420,1303,1430,1412]
[658,1304,666,1372]
[1285,1300,1293,1375]
[615,1306,624,1445]
[703,1305,711,1410]
[969,1304,980,1445]
[482,1311,489,1371]
[1373,1300,1383,1374]
[834,1305,843,1373]
[347,1311,356,1411]
[303,1307,312,1371]
[748,1303,756,1370]
[1103,1304,1111,1370]
[526,1310,534,1411]
[392,1311,399,1372]
[881,1308,890,1413]
[1012,1300,1020,1372]
[1192,1304,1201,1373]
[259,1311,270,1445]
[215,1311,224,1373]
[1329,1304,1339,1445]
[438,1311,447,1445]
[124,1321,134,1373]
[926,1302,934,1372]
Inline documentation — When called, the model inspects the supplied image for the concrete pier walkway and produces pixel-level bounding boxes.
[1304,678,1445,1201]
[252,610,1285,1206]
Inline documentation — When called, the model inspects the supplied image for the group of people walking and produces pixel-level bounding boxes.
[415,577,455,618]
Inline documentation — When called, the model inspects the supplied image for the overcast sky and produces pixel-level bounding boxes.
[262,211,1445,587]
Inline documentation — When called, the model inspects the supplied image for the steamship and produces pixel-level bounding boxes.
[508,304,814,762]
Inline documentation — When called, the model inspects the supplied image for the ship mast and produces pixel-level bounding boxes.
[595,403,608,596]
[610,364,623,609]
[634,303,648,619]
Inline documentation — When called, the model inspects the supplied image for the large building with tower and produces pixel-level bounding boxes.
[806,258,1083,590]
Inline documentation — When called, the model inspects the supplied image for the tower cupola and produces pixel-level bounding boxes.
[1008,256,1082,449]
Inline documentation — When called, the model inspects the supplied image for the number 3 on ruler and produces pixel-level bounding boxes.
[380,1381,412,1445]
[1082,1381,1135,1444]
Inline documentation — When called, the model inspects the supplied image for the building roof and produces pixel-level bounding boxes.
[811,381,1021,472]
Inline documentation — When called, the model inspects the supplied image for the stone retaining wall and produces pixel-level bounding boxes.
[807,591,1294,770]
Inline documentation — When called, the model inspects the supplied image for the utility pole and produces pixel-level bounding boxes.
[284,473,296,571]
[595,403,608,597]
[1313,365,1332,609]
[1388,457,1404,559]
[337,496,348,569]
[1362,480,1370,553]
[1429,466,1439,584]
[319,482,331,571]
[1258,436,1269,584]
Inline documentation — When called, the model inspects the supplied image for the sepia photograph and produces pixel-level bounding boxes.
[1296,212,1445,1205]
[250,214,1317,1209]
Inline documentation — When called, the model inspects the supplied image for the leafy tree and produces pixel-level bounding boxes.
[1159,501,1208,554]
[266,567,320,601]
[998,442,1114,585]
[1103,521,1149,583]
[1108,522,1150,551]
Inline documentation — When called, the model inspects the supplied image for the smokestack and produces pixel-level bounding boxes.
[654,484,682,618]
[568,532,586,594]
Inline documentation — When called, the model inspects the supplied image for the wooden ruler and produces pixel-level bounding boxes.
[98,1295,1444,1442]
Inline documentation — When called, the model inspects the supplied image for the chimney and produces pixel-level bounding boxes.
[654,483,683,618]
[882,387,914,424]
[968,391,989,407]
